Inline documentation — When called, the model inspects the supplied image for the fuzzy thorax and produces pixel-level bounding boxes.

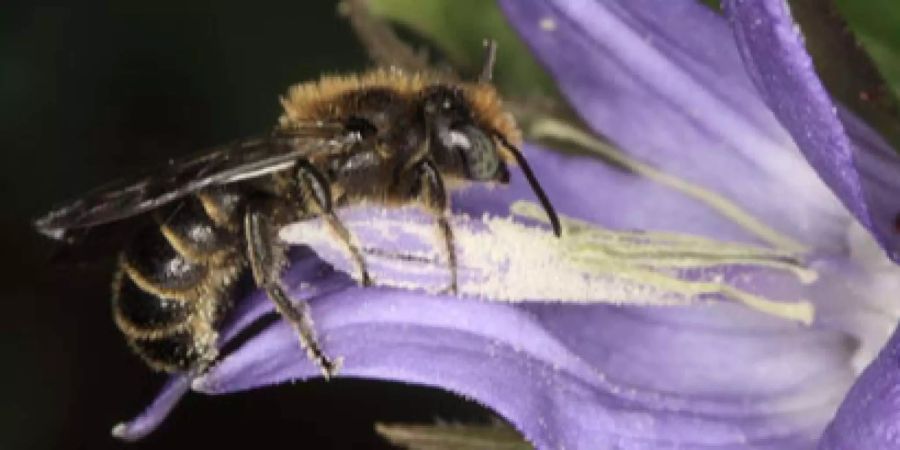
[277,68,522,149]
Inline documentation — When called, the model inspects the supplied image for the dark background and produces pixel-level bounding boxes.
[1,2,486,449]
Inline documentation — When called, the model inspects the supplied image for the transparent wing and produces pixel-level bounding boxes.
[35,128,349,239]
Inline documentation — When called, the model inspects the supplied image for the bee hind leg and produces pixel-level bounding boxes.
[244,204,342,379]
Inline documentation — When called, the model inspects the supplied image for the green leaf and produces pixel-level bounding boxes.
[367,0,557,99]
[835,0,900,101]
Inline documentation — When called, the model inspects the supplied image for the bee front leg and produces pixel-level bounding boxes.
[244,204,342,379]
[294,161,372,286]
[415,160,458,295]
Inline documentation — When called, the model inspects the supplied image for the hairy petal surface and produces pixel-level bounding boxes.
[724,0,900,262]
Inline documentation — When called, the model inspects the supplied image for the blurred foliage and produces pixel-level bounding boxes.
[367,0,556,100]
[791,0,900,154]
[700,0,721,11]
[836,0,900,97]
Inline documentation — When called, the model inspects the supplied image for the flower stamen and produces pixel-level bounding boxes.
[282,202,816,324]
[529,119,810,253]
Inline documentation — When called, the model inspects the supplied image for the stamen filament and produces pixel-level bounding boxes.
[529,119,809,253]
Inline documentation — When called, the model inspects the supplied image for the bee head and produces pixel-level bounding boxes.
[422,85,509,184]
[416,39,561,236]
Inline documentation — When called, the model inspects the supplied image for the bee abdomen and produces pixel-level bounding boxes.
[128,330,205,372]
[120,225,210,297]
[112,194,245,372]
[113,270,190,337]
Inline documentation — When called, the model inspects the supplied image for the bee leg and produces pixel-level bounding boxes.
[415,160,458,295]
[244,205,342,379]
[294,161,372,286]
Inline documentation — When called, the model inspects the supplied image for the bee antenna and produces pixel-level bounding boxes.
[478,39,498,83]
[494,134,562,237]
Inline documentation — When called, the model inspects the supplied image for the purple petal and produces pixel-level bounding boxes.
[466,143,797,246]
[724,0,900,262]
[499,0,849,254]
[111,375,190,442]
[819,323,900,449]
[194,284,854,449]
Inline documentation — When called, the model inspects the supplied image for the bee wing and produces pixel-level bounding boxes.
[35,129,349,240]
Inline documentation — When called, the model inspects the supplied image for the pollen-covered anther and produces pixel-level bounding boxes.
[281,201,817,324]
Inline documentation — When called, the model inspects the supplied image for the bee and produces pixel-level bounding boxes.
[34,41,561,377]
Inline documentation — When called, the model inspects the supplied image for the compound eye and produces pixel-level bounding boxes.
[448,125,499,180]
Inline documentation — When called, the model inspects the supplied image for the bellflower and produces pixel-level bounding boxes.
[112,1,900,449]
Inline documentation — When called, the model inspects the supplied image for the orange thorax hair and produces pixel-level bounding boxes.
[277,68,522,147]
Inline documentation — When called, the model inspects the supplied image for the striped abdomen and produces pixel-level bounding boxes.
[112,190,245,372]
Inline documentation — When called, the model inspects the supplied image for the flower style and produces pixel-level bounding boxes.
[112,1,900,449]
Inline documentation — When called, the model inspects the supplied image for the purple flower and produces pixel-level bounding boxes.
[112,1,900,449]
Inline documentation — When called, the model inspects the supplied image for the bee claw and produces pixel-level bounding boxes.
[320,355,344,380]
[438,282,459,296]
